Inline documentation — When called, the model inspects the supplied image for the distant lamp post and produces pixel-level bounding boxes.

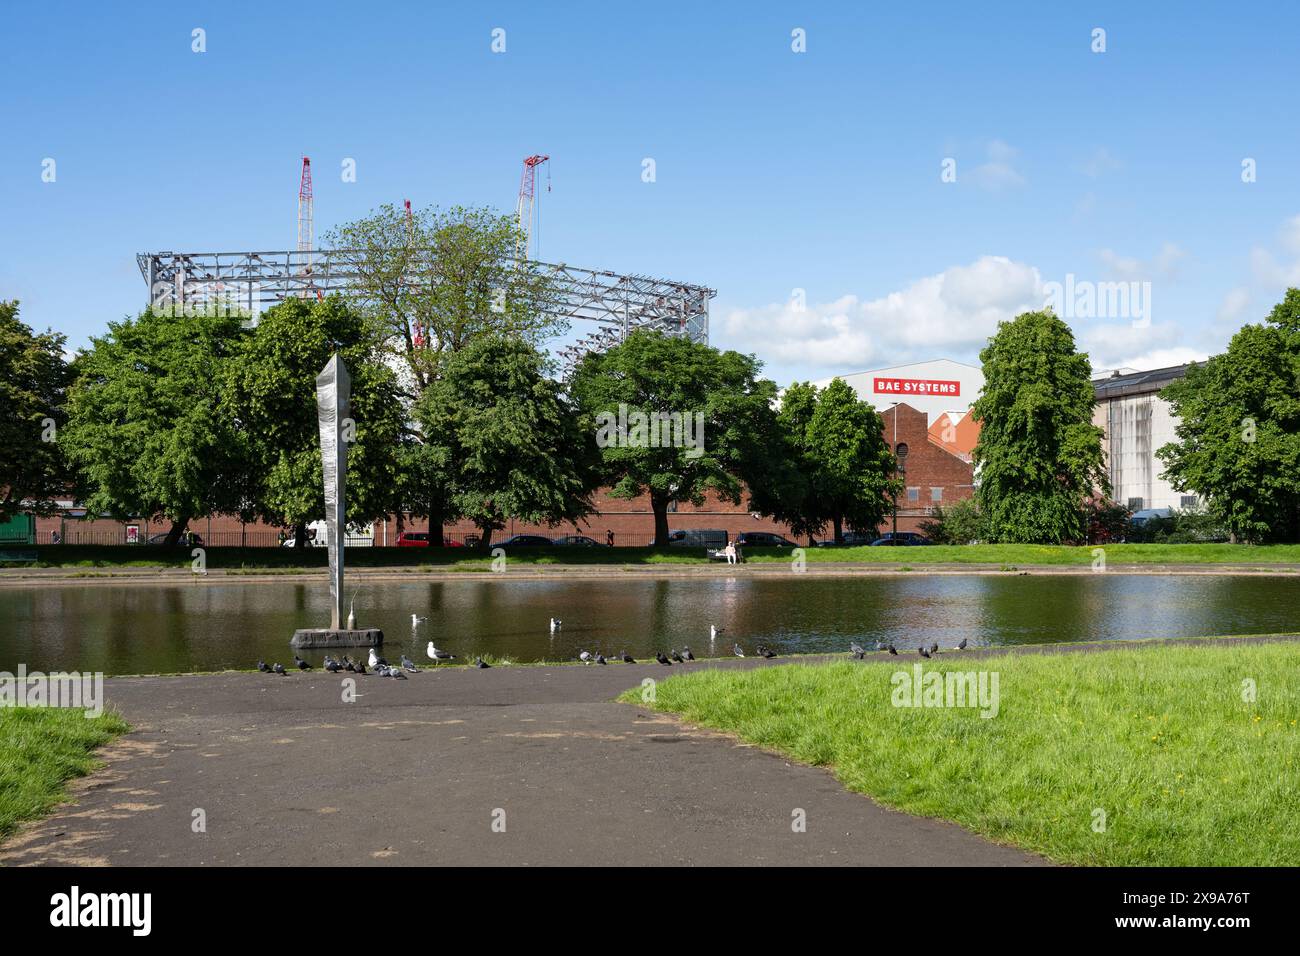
[893,442,909,540]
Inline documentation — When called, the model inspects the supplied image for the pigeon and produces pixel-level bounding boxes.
[956,638,968,650]
[550,618,562,633]
[411,614,428,626]
[919,646,931,659]
[758,646,777,659]
[294,655,311,671]
[621,650,636,664]
[400,654,419,673]
[850,642,866,660]
[671,649,685,664]
[579,650,593,665]
[475,656,491,669]
[655,651,672,665]
[887,644,898,655]
[272,662,287,675]
[390,667,408,680]
[427,642,455,662]
[355,661,368,675]
[732,643,745,658]
[595,653,608,665]
[343,656,358,673]
[930,641,940,655]
[324,657,342,673]
[368,648,389,669]
[257,660,271,673]
[682,647,695,661]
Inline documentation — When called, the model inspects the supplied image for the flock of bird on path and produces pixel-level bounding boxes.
[255,616,973,677]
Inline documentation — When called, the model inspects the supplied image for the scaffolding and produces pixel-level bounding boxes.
[137,249,713,375]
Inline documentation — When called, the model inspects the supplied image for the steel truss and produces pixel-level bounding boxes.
[136,250,713,375]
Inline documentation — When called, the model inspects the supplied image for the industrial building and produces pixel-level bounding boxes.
[810,359,985,425]
[1092,363,1198,513]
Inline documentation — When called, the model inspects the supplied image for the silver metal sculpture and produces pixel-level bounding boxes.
[316,354,350,630]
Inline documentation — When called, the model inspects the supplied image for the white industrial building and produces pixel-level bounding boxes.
[1092,364,1200,513]
[809,359,984,424]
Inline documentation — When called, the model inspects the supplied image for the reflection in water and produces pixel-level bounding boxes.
[1,574,1297,675]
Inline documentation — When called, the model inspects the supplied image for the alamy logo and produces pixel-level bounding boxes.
[890,664,1000,718]
[0,665,104,717]
[595,404,705,459]
[1042,273,1151,327]
[50,886,152,936]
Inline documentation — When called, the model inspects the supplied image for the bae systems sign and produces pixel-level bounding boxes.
[873,377,961,397]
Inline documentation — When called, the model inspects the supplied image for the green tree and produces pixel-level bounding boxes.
[973,309,1107,543]
[756,379,898,544]
[327,203,562,544]
[224,296,404,546]
[0,301,72,523]
[417,334,594,549]
[1157,289,1300,542]
[569,330,781,548]
[61,306,246,544]
[919,498,985,544]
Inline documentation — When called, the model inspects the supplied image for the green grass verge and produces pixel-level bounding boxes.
[0,707,130,842]
[621,642,1300,865]
[9,541,1300,572]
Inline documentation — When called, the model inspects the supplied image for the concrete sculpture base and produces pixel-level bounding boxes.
[290,627,383,649]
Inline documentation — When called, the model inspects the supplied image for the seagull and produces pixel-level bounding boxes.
[850,642,865,660]
[427,642,455,662]
[655,651,672,665]
[257,660,271,673]
[272,662,287,675]
[887,644,898,655]
[732,643,745,658]
[919,646,931,659]
[294,655,311,671]
[956,638,968,650]
[411,613,428,626]
[400,654,419,673]
[682,647,694,661]
[368,648,389,669]
[550,618,562,633]
[671,649,685,664]
[579,650,593,665]
[475,656,491,669]
[621,650,636,664]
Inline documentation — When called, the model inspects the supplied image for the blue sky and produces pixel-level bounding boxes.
[3,1,1299,384]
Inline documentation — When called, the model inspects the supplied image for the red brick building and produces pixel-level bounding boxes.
[22,402,974,547]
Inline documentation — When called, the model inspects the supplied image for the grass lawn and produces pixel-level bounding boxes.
[10,541,1300,572]
[622,641,1300,865]
[0,707,129,842]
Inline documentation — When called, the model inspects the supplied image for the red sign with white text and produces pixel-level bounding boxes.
[873,377,961,397]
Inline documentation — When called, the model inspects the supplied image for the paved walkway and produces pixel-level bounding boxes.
[1,656,1050,867]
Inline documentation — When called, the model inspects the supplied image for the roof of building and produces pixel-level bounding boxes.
[1092,362,1196,400]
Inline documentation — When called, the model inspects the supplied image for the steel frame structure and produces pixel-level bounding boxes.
[137,249,714,374]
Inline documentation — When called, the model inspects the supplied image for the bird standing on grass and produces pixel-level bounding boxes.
[427,642,455,663]
[930,641,940,656]
[655,651,672,665]
[257,660,271,673]
[595,652,608,665]
[272,662,287,675]
[733,643,745,658]
[621,650,636,664]
[956,638,968,650]
[887,644,898,656]
[850,642,865,660]
[294,655,311,671]
[919,646,931,659]
[579,650,593,665]
[757,645,777,659]
[475,656,491,669]
[682,647,694,661]
[671,649,684,663]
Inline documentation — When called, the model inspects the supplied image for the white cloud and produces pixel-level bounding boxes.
[968,140,1025,191]
[1249,216,1300,286]
[1216,286,1251,324]
[720,256,1043,371]
[1097,242,1185,280]
[1077,321,1207,372]
[1079,146,1121,179]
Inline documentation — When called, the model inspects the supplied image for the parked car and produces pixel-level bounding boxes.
[869,532,933,546]
[552,535,608,547]
[815,531,876,547]
[396,532,465,547]
[496,534,555,548]
[651,529,729,549]
[735,531,797,548]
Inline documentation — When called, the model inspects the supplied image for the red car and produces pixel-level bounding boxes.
[395,532,464,548]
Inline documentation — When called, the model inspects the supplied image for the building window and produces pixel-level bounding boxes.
[1127,497,1144,511]
[931,487,943,503]
[1180,495,1199,509]
[907,487,919,503]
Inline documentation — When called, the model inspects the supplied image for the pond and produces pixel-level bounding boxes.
[2,573,1298,675]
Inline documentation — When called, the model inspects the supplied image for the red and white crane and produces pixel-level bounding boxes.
[515,154,550,259]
